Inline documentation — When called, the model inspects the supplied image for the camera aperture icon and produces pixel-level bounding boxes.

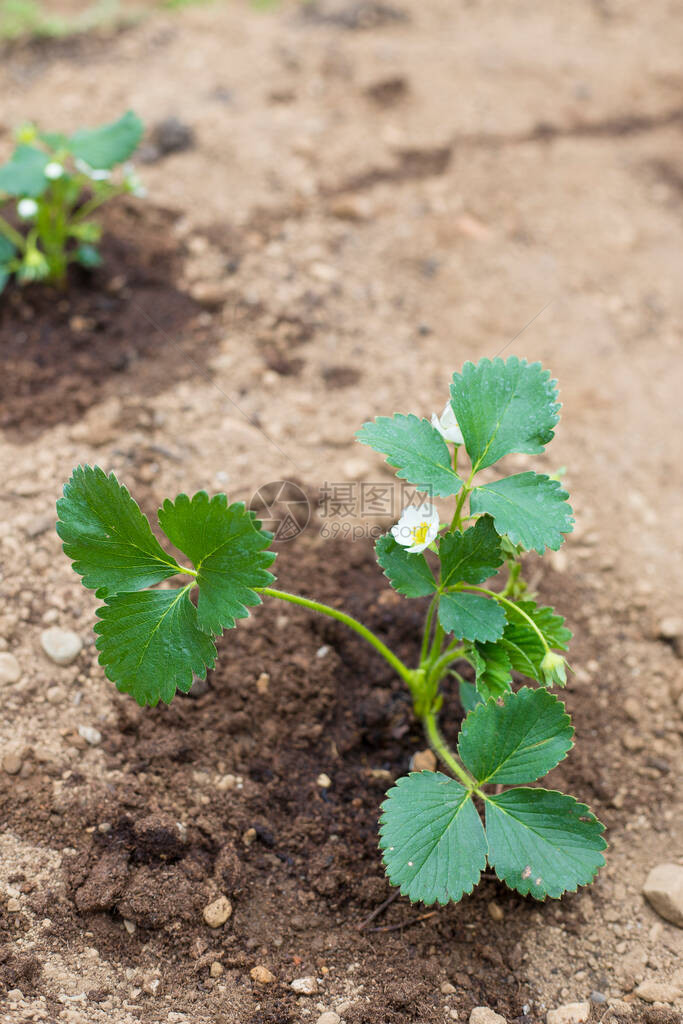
[249,480,310,543]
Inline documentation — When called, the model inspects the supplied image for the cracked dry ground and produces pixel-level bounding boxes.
[0,1,682,1022]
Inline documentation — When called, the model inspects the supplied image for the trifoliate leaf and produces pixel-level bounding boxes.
[95,588,217,706]
[501,601,571,681]
[458,687,573,785]
[438,593,506,643]
[70,111,144,170]
[484,788,606,899]
[0,145,49,197]
[470,472,574,553]
[375,534,436,598]
[379,772,487,904]
[57,465,182,598]
[158,492,275,635]
[471,640,512,700]
[356,414,463,497]
[439,515,503,587]
[450,357,560,472]
[459,679,483,713]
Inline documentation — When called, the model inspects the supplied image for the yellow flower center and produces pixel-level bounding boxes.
[411,521,429,546]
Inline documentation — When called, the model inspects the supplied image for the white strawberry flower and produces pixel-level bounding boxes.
[44,162,64,180]
[391,502,440,553]
[17,198,38,219]
[431,401,463,445]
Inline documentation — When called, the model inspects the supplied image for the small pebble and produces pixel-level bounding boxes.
[123,919,136,934]
[78,725,102,746]
[487,900,504,922]
[242,827,257,846]
[411,748,437,772]
[0,652,21,685]
[291,976,318,995]
[316,773,332,788]
[316,1014,340,1024]
[642,863,683,927]
[210,961,224,978]
[203,895,233,928]
[2,752,23,775]
[40,627,82,666]
[46,686,62,704]
[469,1009,507,1024]
[6,898,21,912]
[589,992,607,1004]
[441,981,456,994]
[256,672,270,694]
[250,965,275,984]
[546,1003,590,1024]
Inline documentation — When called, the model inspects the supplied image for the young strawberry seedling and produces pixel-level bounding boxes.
[57,356,606,905]
[0,110,144,290]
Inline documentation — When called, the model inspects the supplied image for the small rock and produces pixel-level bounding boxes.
[190,281,229,308]
[316,1014,340,1024]
[623,697,640,721]
[546,1003,591,1024]
[242,827,257,847]
[487,900,504,922]
[256,672,270,694]
[643,863,683,927]
[0,652,21,685]
[40,627,82,666]
[6,898,21,912]
[7,989,23,1001]
[657,616,683,640]
[123,919,136,934]
[441,981,456,994]
[2,752,23,775]
[210,961,224,978]
[291,976,318,995]
[635,977,683,1004]
[46,686,62,704]
[470,1009,508,1024]
[411,748,437,772]
[142,974,160,996]
[590,992,607,1004]
[316,773,332,788]
[78,725,102,746]
[250,965,275,984]
[203,895,233,928]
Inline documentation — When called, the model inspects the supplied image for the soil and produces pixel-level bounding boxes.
[0,1,682,1023]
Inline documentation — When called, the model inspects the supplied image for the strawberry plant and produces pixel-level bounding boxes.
[56,357,606,905]
[0,110,144,290]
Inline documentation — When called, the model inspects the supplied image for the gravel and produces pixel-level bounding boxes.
[202,895,233,928]
[40,627,82,666]
[0,652,21,685]
[643,863,683,927]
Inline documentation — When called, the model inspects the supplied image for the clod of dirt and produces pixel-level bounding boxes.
[74,849,130,913]
[546,1003,590,1024]
[213,843,243,895]
[364,75,409,107]
[469,1009,508,1024]
[0,951,42,994]
[303,1,409,30]
[250,965,275,984]
[140,117,196,163]
[132,813,189,862]
[202,895,232,928]
[0,653,21,686]
[117,864,200,929]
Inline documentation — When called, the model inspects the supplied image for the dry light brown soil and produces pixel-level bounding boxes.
[0,2,682,1023]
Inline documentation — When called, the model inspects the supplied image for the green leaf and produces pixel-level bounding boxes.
[70,111,144,170]
[485,788,606,899]
[450,357,560,472]
[0,145,49,197]
[458,679,483,713]
[375,534,436,598]
[356,414,463,497]
[438,592,506,643]
[458,687,573,785]
[379,772,487,904]
[0,237,16,263]
[501,601,571,681]
[95,588,216,706]
[470,472,574,553]
[57,465,182,598]
[40,131,69,150]
[158,492,275,635]
[471,640,512,700]
[439,515,503,586]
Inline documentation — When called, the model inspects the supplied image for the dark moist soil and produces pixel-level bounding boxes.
[0,528,668,1022]
[0,200,217,442]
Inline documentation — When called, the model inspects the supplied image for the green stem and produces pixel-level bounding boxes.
[0,215,26,251]
[260,586,417,691]
[449,467,476,532]
[423,710,476,790]
[427,644,466,685]
[459,585,549,653]
[420,595,438,665]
